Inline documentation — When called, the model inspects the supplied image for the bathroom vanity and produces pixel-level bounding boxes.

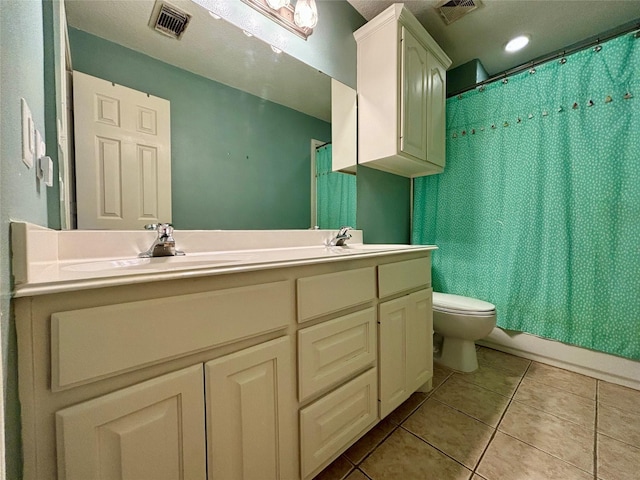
[12,223,435,480]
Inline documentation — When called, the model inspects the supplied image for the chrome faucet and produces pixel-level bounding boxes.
[139,223,185,257]
[329,226,353,246]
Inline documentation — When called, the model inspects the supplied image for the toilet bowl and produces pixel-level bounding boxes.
[432,292,496,373]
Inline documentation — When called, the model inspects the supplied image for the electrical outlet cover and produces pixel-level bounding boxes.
[21,98,34,168]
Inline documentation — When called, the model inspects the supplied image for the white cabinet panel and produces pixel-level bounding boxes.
[298,308,376,401]
[300,368,377,479]
[52,280,292,390]
[56,365,206,480]
[400,26,428,161]
[205,337,296,480]
[378,288,433,418]
[297,267,376,322]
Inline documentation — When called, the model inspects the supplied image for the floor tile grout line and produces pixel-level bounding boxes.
[398,424,474,474]
[508,396,596,430]
[352,373,454,472]
[471,358,533,476]
[518,375,598,406]
[496,429,596,477]
[426,395,504,430]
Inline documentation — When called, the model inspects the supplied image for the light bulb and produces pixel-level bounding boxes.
[294,0,318,29]
[266,0,290,9]
[505,35,529,53]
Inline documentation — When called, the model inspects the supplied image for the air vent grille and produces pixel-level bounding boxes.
[151,2,191,39]
[436,0,480,25]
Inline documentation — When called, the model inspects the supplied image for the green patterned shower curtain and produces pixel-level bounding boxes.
[316,144,356,229]
[412,34,640,360]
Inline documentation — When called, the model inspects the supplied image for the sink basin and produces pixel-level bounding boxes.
[62,252,257,273]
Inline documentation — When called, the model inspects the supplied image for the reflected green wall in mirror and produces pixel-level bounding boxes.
[67,28,330,230]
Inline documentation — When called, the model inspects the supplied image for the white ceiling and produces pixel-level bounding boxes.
[346,0,640,75]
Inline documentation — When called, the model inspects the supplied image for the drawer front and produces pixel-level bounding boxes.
[298,308,376,402]
[52,280,292,390]
[299,368,377,479]
[297,267,376,323]
[378,256,431,298]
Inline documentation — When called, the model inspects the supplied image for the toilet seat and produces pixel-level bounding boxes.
[433,292,495,316]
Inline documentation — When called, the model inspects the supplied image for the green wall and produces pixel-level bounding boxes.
[1,1,51,476]
[68,28,331,230]
[356,165,411,244]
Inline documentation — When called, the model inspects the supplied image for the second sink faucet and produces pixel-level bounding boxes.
[329,226,353,246]
[139,223,185,257]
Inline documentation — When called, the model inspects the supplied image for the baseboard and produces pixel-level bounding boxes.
[478,328,640,391]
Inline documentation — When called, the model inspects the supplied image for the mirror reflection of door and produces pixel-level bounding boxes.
[313,142,356,230]
[73,71,171,230]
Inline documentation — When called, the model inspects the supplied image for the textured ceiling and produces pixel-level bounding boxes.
[346,0,640,75]
[65,0,331,121]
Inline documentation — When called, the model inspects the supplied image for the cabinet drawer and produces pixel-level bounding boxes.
[299,368,377,479]
[378,256,431,298]
[51,280,292,390]
[298,308,376,402]
[297,267,376,323]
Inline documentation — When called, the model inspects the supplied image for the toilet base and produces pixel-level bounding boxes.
[436,337,479,372]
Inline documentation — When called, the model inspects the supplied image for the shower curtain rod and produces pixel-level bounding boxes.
[448,20,640,98]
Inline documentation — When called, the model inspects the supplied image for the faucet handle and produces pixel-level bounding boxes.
[337,226,352,236]
[144,223,174,238]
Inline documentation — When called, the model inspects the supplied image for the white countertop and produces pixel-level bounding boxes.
[12,222,436,297]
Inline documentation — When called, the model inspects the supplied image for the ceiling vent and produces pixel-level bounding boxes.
[435,0,481,25]
[150,1,191,39]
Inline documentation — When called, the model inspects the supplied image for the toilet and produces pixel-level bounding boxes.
[432,292,496,372]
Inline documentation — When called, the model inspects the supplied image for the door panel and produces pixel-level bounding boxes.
[400,27,428,161]
[73,71,171,229]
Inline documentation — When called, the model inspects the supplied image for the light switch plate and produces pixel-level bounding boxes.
[21,98,34,168]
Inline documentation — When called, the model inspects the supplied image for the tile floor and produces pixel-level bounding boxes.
[313,346,640,480]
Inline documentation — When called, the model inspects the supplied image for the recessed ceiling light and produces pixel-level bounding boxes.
[242,30,253,37]
[505,35,529,53]
[270,45,282,54]
[208,11,221,20]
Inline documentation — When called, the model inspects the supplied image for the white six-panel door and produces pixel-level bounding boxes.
[73,71,171,229]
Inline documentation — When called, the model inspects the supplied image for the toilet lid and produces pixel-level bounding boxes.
[432,292,495,314]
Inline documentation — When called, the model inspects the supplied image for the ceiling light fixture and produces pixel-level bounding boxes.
[241,0,317,40]
[505,35,529,53]
[208,11,221,20]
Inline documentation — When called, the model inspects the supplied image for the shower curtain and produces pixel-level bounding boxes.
[316,144,356,229]
[413,33,640,360]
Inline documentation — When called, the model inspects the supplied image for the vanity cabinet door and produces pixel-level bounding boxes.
[378,288,433,418]
[56,365,206,480]
[205,336,296,480]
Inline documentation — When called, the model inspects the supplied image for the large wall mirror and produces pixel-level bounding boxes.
[61,0,357,231]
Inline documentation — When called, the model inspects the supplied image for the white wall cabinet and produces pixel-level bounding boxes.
[205,337,296,480]
[354,4,452,178]
[56,365,206,480]
[378,289,433,418]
